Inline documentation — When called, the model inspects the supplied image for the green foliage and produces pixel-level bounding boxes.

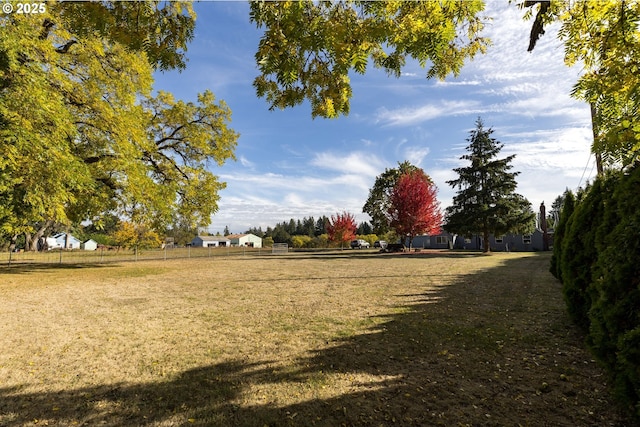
[560,177,614,330]
[291,235,312,249]
[164,217,198,247]
[250,0,488,118]
[444,118,534,252]
[363,161,418,235]
[113,221,162,249]
[587,164,640,416]
[549,190,575,280]
[554,163,640,418]
[523,1,640,167]
[356,221,373,235]
[0,3,237,247]
[54,0,196,71]
[262,236,274,247]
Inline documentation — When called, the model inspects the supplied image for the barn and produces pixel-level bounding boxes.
[190,236,231,247]
[227,233,262,248]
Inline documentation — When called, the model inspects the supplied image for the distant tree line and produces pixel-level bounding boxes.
[551,162,640,419]
[242,216,377,248]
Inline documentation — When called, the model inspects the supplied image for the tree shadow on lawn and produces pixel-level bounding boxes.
[0,262,118,275]
[0,254,627,426]
[275,249,486,261]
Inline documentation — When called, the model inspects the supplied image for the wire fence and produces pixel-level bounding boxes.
[0,245,272,267]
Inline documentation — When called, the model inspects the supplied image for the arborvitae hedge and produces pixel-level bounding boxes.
[549,191,575,281]
[560,180,607,331]
[588,166,640,417]
[556,163,640,418]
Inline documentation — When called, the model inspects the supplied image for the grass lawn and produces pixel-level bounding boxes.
[0,251,627,426]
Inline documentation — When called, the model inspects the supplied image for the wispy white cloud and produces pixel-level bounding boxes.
[239,155,254,168]
[434,80,482,87]
[310,151,385,178]
[403,146,430,166]
[375,100,482,126]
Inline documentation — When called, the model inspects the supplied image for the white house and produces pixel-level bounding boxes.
[44,236,60,250]
[82,239,98,251]
[227,233,262,248]
[52,232,82,249]
[190,235,230,247]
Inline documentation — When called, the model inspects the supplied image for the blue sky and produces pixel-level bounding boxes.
[154,1,595,235]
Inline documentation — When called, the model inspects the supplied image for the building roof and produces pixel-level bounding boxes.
[227,233,262,239]
[194,235,230,241]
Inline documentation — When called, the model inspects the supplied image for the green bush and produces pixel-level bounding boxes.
[560,180,608,331]
[587,164,640,416]
[555,163,640,418]
[550,191,575,280]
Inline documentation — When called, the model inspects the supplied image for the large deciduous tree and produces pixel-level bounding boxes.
[444,118,534,253]
[363,161,419,235]
[387,169,442,250]
[327,211,357,249]
[250,0,488,118]
[0,2,238,250]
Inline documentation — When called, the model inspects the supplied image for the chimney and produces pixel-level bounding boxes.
[540,202,549,251]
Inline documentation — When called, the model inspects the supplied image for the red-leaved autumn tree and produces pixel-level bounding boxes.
[388,169,443,249]
[327,211,357,249]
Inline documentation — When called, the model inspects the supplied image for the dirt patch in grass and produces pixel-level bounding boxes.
[0,252,628,426]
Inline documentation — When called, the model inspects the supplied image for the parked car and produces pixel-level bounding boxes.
[350,239,370,249]
[374,240,388,249]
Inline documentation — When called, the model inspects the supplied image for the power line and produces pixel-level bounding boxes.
[577,152,593,189]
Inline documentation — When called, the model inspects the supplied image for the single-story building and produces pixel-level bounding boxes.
[402,202,554,252]
[451,229,553,252]
[227,233,262,248]
[191,236,231,247]
[405,233,455,250]
[52,232,82,249]
[82,239,98,251]
[404,229,553,252]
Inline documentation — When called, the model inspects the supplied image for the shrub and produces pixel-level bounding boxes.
[555,163,640,418]
[560,180,608,331]
[549,191,575,280]
[587,164,640,416]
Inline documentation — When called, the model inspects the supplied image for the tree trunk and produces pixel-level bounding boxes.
[24,231,33,251]
[24,220,54,251]
[483,229,491,253]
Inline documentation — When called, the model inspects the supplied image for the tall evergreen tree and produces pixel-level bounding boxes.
[444,118,534,253]
[315,216,329,236]
[357,221,373,235]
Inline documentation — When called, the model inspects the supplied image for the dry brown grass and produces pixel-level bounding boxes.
[0,251,628,426]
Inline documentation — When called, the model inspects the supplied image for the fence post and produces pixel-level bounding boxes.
[59,247,63,264]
